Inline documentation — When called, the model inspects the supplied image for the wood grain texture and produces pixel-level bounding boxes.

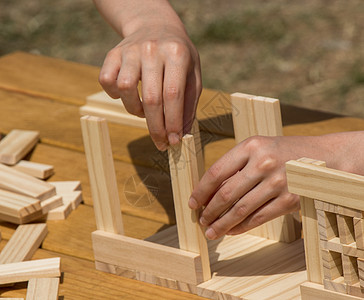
[322,249,342,280]
[26,277,59,300]
[354,218,364,250]
[168,134,211,281]
[0,223,48,264]
[60,191,83,210]
[0,257,60,284]
[40,195,63,214]
[342,254,359,285]
[46,201,72,220]
[80,116,124,234]
[0,130,39,165]
[338,215,356,245]
[317,209,339,241]
[0,164,55,201]
[301,281,363,300]
[357,258,364,288]
[12,160,54,179]
[49,181,81,193]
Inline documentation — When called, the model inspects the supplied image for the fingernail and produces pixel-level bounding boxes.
[188,197,198,209]
[205,228,217,240]
[168,133,180,146]
[199,217,207,226]
[156,142,168,151]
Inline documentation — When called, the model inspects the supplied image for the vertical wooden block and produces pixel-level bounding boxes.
[354,218,364,250]
[168,134,211,282]
[26,277,59,300]
[317,209,339,241]
[0,129,39,165]
[342,254,359,285]
[337,214,355,245]
[322,249,343,280]
[357,258,364,288]
[190,119,204,179]
[80,116,124,234]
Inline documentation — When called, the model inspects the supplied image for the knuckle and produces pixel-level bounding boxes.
[218,187,232,204]
[98,72,114,87]
[234,203,249,218]
[252,213,266,227]
[256,155,278,172]
[166,41,189,58]
[142,40,158,55]
[143,93,161,106]
[206,164,222,183]
[269,174,286,189]
[164,86,181,101]
[117,77,136,91]
[281,193,300,211]
[244,136,265,152]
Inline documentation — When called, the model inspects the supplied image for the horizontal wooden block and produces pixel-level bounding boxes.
[26,277,60,300]
[0,257,60,284]
[0,164,56,201]
[286,160,364,211]
[321,238,344,253]
[60,191,82,210]
[0,129,39,165]
[46,201,72,220]
[0,223,48,264]
[323,277,347,294]
[12,160,54,179]
[92,230,204,285]
[348,282,364,298]
[301,281,363,300]
[0,189,42,224]
[49,181,81,193]
[315,200,338,214]
[41,195,63,214]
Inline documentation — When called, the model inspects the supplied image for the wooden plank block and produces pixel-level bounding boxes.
[301,281,362,300]
[190,119,205,179]
[26,277,59,300]
[0,164,56,201]
[342,254,359,285]
[59,191,82,210]
[80,115,124,234]
[0,130,39,165]
[315,199,337,214]
[347,282,364,298]
[46,201,72,220]
[317,209,339,241]
[338,214,356,245]
[323,277,347,294]
[322,249,343,280]
[0,257,60,284]
[40,195,63,214]
[0,223,47,264]
[337,206,363,219]
[0,189,42,224]
[92,230,205,285]
[357,258,364,288]
[12,160,54,179]
[355,218,364,250]
[48,181,81,193]
[168,134,211,281]
[286,160,364,211]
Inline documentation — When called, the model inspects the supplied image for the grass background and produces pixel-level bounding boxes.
[1,0,363,117]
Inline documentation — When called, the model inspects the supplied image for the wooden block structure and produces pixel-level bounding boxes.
[286,158,364,299]
[82,108,309,299]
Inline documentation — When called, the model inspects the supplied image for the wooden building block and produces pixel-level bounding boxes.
[0,129,39,165]
[80,116,124,234]
[46,201,72,220]
[338,214,356,245]
[342,254,359,285]
[337,206,363,219]
[357,258,364,288]
[59,191,82,210]
[0,223,48,264]
[0,189,42,224]
[0,164,56,201]
[317,209,339,241]
[26,277,60,300]
[48,180,81,193]
[0,257,60,284]
[80,91,147,128]
[12,160,54,179]
[355,218,364,250]
[40,195,63,214]
[301,281,362,300]
[323,277,347,294]
[347,282,364,298]
[315,199,338,214]
[322,249,343,280]
[168,134,211,281]
[92,230,205,285]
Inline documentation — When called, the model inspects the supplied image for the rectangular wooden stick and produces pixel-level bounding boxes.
[26,277,60,300]
[12,160,54,179]
[48,181,82,193]
[168,134,211,281]
[40,195,63,214]
[0,257,60,284]
[80,116,124,234]
[0,223,48,264]
[0,164,56,201]
[0,130,39,165]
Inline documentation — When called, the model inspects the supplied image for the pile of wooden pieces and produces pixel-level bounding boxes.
[0,223,61,299]
[0,129,83,224]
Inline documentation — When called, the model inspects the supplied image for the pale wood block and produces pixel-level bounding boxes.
[80,91,147,129]
[355,218,364,250]
[286,160,364,211]
[0,189,42,224]
[59,191,82,210]
[26,277,59,300]
[338,206,363,219]
[0,129,39,165]
[321,238,344,253]
[46,201,72,220]
[338,214,356,245]
[301,281,363,300]
[48,180,81,193]
[80,116,124,234]
[323,277,347,294]
[317,209,339,241]
[12,160,54,179]
[0,164,56,201]
[315,199,338,214]
[347,282,364,298]
[92,230,205,285]
[0,257,60,284]
[357,258,364,288]
[40,195,63,214]
[95,261,137,279]
[0,223,48,264]
[342,254,359,285]
[322,249,343,280]
[190,119,204,179]
[168,134,211,281]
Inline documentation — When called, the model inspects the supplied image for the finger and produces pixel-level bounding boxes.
[204,179,282,240]
[141,54,168,151]
[99,49,123,99]
[163,55,189,146]
[226,192,299,235]
[116,52,144,118]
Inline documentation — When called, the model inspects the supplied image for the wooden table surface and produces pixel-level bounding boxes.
[0,52,363,299]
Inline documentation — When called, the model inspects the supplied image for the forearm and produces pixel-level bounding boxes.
[93,0,186,37]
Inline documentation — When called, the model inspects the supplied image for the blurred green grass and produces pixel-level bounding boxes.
[0,0,363,117]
